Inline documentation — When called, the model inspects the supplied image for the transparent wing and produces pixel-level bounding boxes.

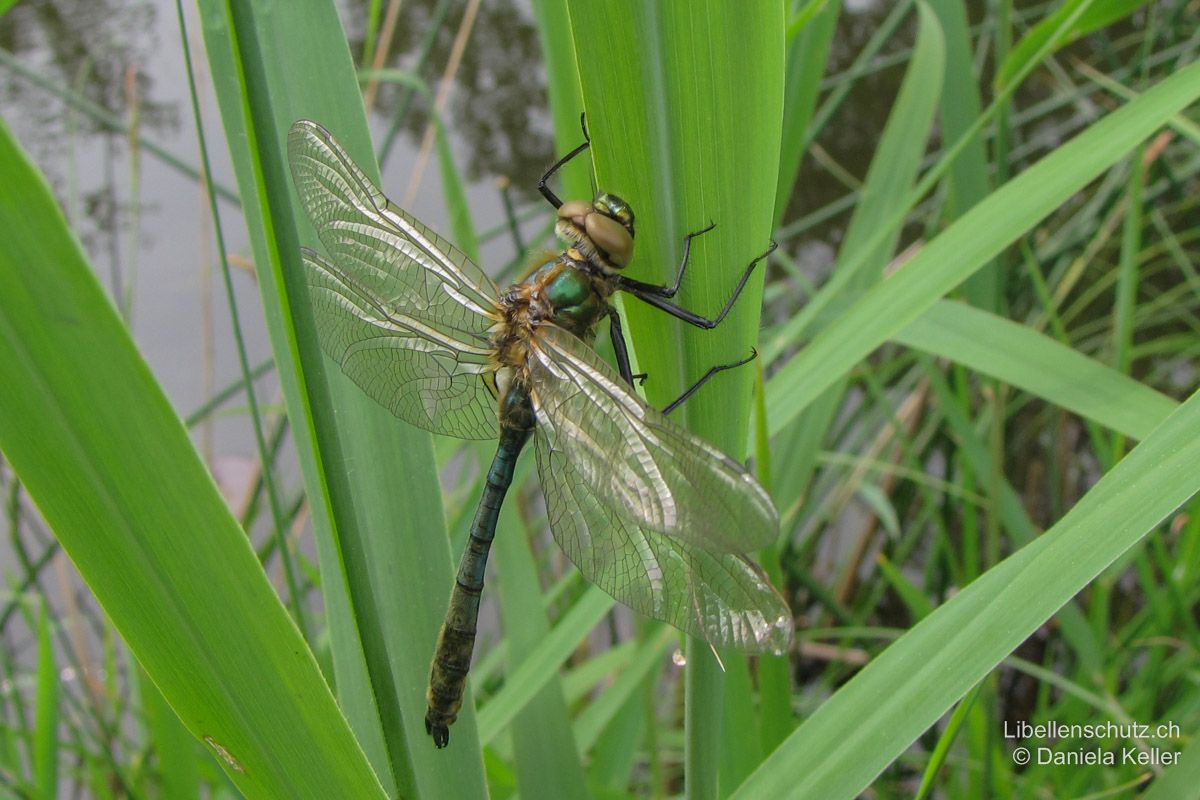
[528,325,779,553]
[535,426,792,653]
[288,120,500,322]
[289,120,499,439]
[304,248,498,438]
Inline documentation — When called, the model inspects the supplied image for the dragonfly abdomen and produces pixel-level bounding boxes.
[425,389,534,748]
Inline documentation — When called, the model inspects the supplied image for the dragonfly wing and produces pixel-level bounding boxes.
[527,324,779,553]
[289,120,500,322]
[304,247,498,439]
[534,425,792,653]
[289,120,500,439]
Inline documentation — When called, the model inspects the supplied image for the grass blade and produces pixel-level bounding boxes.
[493,496,588,796]
[33,602,58,800]
[926,0,995,308]
[733,386,1200,797]
[766,59,1200,434]
[997,0,1149,89]
[478,586,615,745]
[775,0,841,226]
[894,300,1177,439]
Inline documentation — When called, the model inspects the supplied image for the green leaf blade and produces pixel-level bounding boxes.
[0,114,386,799]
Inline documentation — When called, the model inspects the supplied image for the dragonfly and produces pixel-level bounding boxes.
[288,119,793,748]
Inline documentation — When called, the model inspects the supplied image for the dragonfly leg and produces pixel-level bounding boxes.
[608,308,636,387]
[620,241,777,330]
[618,222,716,299]
[661,349,758,416]
[538,113,591,209]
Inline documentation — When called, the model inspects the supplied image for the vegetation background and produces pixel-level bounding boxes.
[0,0,1198,798]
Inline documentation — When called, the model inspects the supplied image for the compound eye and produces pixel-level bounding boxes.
[585,212,634,267]
[592,193,635,234]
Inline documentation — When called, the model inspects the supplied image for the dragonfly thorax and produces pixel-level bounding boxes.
[555,192,635,274]
[491,257,613,377]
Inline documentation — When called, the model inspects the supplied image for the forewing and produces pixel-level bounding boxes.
[304,248,498,439]
[535,426,792,653]
[528,325,779,552]
[288,120,500,439]
[289,120,498,340]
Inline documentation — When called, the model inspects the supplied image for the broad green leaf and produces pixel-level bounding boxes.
[565,4,785,794]
[196,1,483,794]
[0,115,385,798]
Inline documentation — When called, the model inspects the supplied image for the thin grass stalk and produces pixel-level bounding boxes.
[1111,145,1146,461]
[33,602,57,800]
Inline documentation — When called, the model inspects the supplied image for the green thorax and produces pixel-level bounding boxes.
[524,256,612,341]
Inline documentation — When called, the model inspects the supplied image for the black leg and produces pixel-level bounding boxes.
[608,309,636,387]
[623,241,777,330]
[538,113,591,209]
[661,349,758,416]
[617,222,716,298]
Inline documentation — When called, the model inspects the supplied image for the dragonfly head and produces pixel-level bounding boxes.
[556,192,635,272]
